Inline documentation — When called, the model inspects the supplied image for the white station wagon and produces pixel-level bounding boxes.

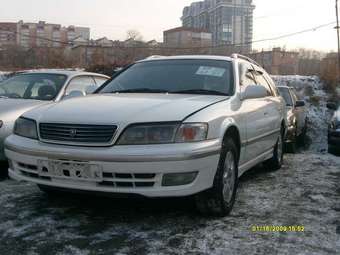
[5,55,286,216]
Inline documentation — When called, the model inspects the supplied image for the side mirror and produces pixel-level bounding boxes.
[241,85,268,100]
[295,100,305,107]
[63,90,85,100]
[327,102,337,110]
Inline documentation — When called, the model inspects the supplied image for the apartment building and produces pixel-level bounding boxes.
[163,27,212,47]
[0,22,17,48]
[0,20,90,49]
[181,0,255,51]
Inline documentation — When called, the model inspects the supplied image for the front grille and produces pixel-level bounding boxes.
[39,123,117,145]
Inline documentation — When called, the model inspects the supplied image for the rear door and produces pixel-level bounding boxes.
[253,68,282,151]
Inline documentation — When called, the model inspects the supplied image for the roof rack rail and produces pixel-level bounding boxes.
[231,53,262,68]
[145,55,165,60]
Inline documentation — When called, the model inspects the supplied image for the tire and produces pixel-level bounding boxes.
[298,120,308,145]
[286,127,297,153]
[195,137,238,217]
[286,141,296,153]
[265,128,284,170]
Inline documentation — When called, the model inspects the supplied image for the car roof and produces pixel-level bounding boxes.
[18,70,110,79]
[138,55,234,63]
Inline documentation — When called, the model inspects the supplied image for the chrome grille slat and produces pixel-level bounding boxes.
[40,123,117,145]
[40,131,113,137]
[40,128,114,134]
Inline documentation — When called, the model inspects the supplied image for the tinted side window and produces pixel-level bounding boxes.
[254,72,273,96]
[66,76,97,95]
[290,89,299,103]
[239,62,256,87]
[94,76,108,86]
[263,72,279,96]
[278,87,293,106]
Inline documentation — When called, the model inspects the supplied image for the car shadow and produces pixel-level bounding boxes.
[328,147,340,157]
[34,163,273,218]
[38,189,198,217]
[0,162,8,180]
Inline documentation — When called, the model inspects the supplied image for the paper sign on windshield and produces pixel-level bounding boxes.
[196,66,226,77]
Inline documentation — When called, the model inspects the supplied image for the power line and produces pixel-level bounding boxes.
[109,21,336,50]
[0,21,336,50]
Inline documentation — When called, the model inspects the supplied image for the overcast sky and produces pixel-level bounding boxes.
[0,0,337,51]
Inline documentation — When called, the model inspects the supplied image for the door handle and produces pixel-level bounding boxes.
[264,112,269,116]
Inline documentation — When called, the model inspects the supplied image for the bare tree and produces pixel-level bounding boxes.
[126,30,143,42]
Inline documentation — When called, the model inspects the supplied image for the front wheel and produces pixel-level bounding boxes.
[286,127,297,153]
[195,137,238,217]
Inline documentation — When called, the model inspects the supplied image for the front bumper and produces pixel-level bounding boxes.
[5,135,221,197]
[285,125,296,143]
[328,130,340,148]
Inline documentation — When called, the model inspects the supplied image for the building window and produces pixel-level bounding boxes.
[223,24,232,32]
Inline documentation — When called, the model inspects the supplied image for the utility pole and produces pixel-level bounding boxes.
[335,0,340,80]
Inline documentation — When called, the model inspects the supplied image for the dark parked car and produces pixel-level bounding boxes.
[278,86,307,152]
[327,102,340,153]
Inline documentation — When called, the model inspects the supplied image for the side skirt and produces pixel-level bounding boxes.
[238,148,273,177]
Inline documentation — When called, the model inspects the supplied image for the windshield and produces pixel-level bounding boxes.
[98,59,234,96]
[0,73,67,101]
[278,87,293,106]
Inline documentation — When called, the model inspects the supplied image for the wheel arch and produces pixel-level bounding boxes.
[222,125,241,163]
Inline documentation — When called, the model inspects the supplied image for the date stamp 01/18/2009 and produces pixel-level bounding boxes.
[251,226,305,232]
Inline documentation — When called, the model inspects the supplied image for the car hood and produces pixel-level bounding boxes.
[0,98,47,122]
[24,94,227,125]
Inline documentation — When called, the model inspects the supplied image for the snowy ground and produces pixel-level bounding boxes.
[0,76,339,255]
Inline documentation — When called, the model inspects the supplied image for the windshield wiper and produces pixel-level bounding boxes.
[171,89,229,96]
[111,88,169,94]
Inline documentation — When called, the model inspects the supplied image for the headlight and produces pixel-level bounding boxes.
[175,123,208,143]
[330,120,340,130]
[117,123,208,145]
[330,116,340,130]
[14,117,38,140]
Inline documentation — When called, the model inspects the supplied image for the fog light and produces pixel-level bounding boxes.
[162,172,198,187]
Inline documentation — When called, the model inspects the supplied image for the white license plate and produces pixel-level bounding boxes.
[37,160,103,181]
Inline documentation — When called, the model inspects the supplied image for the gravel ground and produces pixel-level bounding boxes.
[0,152,339,255]
[0,75,339,254]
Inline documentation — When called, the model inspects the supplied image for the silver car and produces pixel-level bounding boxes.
[0,71,109,161]
[5,55,286,216]
[277,86,307,152]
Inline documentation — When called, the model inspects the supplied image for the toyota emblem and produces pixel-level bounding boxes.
[70,129,77,138]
